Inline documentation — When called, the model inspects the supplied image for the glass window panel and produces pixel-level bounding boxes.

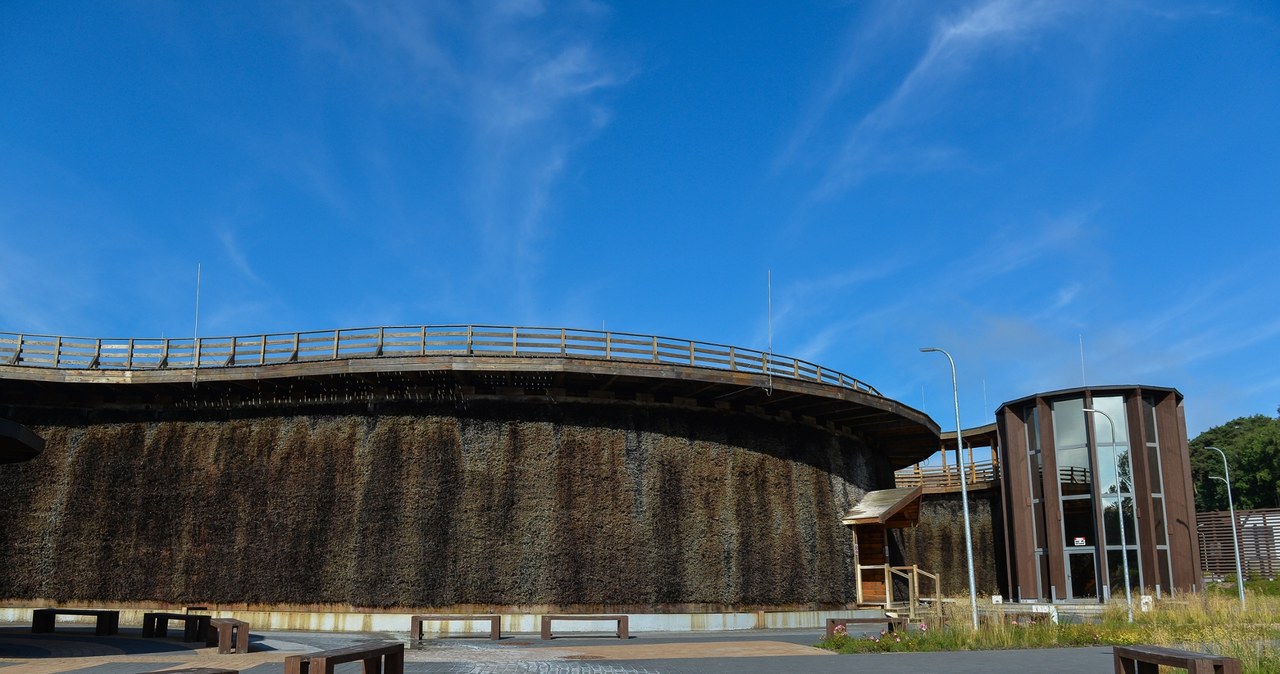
[1033,501,1047,548]
[1152,496,1167,542]
[1158,549,1171,592]
[1030,450,1044,501]
[1143,395,1158,440]
[1062,497,1096,547]
[1106,550,1141,596]
[1058,446,1093,495]
[1039,552,1051,600]
[1052,397,1086,448]
[1090,395,1128,445]
[1102,495,1139,547]
[1147,443,1162,494]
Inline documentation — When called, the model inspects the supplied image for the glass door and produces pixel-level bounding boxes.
[1067,551,1099,599]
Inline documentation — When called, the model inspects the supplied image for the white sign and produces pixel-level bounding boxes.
[991,595,1003,604]
[1073,537,1087,546]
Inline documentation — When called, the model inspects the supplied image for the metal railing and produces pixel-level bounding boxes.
[0,325,880,395]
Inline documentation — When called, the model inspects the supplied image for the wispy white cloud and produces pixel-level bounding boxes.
[215,227,265,286]
[299,1,630,320]
[788,0,1079,199]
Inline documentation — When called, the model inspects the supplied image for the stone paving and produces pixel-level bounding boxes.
[0,624,1116,673]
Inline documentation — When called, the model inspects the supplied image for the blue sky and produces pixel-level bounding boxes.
[2,1,1278,439]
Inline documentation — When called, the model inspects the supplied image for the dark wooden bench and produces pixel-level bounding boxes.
[825,616,908,638]
[206,618,250,654]
[410,614,501,640]
[142,611,212,643]
[1113,645,1241,674]
[541,614,629,640]
[31,608,120,636]
[284,641,403,674]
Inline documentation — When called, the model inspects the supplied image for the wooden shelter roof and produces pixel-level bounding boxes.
[841,486,923,528]
[0,418,43,464]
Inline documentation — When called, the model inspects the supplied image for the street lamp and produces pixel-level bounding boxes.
[1082,407,1136,623]
[1207,446,1245,610]
[919,347,979,630]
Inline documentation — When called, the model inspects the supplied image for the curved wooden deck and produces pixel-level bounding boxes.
[0,324,941,467]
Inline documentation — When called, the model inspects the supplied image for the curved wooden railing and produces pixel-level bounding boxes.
[0,325,881,396]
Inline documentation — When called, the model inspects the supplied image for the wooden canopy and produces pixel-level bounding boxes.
[0,418,43,464]
[841,486,923,529]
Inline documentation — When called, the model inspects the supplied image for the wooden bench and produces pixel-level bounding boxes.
[31,608,120,636]
[410,614,501,640]
[284,641,403,674]
[206,618,250,654]
[825,616,908,638]
[540,614,629,640]
[142,612,212,643]
[1113,645,1241,674]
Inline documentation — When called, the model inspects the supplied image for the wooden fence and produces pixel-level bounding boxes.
[1198,507,1280,580]
[0,325,880,396]
[894,459,999,492]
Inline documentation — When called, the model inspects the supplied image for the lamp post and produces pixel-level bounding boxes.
[1207,446,1245,610]
[919,347,979,630]
[1082,407,1135,623]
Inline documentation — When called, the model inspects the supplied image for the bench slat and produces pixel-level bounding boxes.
[284,641,404,674]
[1113,645,1241,674]
[541,615,629,640]
[410,614,501,640]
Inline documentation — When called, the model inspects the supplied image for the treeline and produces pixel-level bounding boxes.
[1189,407,1280,512]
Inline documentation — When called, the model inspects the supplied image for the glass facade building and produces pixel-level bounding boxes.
[996,386,1200,601]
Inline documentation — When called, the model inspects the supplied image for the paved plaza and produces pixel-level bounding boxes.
[0,623,1115,673]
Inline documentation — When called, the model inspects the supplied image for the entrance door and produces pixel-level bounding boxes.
[1066,551,1098,599]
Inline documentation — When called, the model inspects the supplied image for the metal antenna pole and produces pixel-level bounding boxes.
[193,262,201,388]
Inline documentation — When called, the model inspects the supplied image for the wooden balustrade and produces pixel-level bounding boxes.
[0,325,881,396]
[895,459,1000,492]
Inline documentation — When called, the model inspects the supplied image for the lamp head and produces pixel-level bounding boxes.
[919,347,939,353]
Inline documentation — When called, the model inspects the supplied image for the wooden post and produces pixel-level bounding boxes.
[53,336,61,368]
[259,335,267,364]
[968,441,976,484]
[332,330,340,359]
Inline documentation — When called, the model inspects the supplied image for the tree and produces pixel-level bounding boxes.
[1189,412,1280,512]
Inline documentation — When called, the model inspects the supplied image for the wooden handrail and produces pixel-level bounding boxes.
[895,459,999,488]
[0,324,883,397]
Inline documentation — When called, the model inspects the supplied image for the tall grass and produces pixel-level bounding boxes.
[818,592,1280,674]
